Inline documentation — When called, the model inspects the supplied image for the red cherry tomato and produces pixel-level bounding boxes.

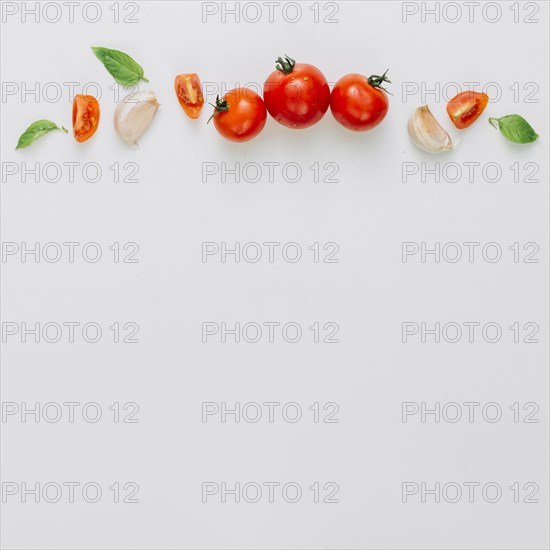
[210,88,267,142]
[446,91,489,129]
[330,71,390,132]
[174,73,204,119]
[72,94,100,142]
[263,55,330,129]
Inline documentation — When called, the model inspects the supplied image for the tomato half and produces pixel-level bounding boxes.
[175,73,204,119]
[330,72,390,132]
[446,91,489,129]
[210,88,266,143]
[263,55,330,129]
[72,94,100,142]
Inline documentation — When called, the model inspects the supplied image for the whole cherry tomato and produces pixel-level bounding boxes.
[263,55,330,129]
[175,73,204,119]
[210,88,267,142]
[330,71,390,132]
[446,91,489,129]
[72,94,100,142]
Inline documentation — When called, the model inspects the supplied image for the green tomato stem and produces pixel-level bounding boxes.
[368,69,392,94]
[207,96,228,124]
[275,55,295,74]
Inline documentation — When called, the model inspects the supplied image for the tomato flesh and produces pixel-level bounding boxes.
[175,73,204,119]
[212,88,267,143]
[446,91,489,129]
[330,74,389,132]
[263,63,330,129]
[72,94,100,142]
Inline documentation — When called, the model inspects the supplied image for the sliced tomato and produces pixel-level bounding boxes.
[72,94,100,142]
[446,91,489,129]
[175,73,204,119]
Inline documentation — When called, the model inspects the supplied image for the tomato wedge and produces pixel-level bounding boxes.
[174,73,204,119]
[446,91,489,129]
[72,94,100,142]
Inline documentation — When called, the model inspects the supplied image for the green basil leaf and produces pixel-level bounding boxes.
[16,120,67,149]
[91,46,149,85]
[489,115,539,144]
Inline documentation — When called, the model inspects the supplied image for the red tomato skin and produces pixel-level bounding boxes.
[330,74,389,132]
[72,94,100,142]
[263,63,330,129]
[446,91,489,129]
[213,88,267,143]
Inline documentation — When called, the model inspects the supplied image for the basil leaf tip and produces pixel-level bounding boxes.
[16,120,67,149]
[489,115,539,144]
[91,46,149,85]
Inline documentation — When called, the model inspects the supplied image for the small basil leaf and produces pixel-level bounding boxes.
[489,115,539,144]
[16,120,68,149]
[91,46,149,85]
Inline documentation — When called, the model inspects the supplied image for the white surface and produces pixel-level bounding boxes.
[1,1,549,549]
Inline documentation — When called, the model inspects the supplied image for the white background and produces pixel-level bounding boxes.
[1,1,549,549]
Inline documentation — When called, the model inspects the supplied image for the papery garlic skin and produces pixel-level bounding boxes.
[114,91,160,146]
[408,105,453,153]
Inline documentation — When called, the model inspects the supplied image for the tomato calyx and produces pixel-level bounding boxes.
[207,95,229,124]
[367,69,392,94]
[275,54,296,74]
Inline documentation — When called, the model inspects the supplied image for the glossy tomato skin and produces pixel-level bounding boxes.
[330,74,389,132]
[72,94,100,142]
[446,91,489,129]
[174,73,204,119]
[263,63,330,129]
[212,88,267,142]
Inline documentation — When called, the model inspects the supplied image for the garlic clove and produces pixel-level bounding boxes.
[408,105,454,153]
[114,90,160,146]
